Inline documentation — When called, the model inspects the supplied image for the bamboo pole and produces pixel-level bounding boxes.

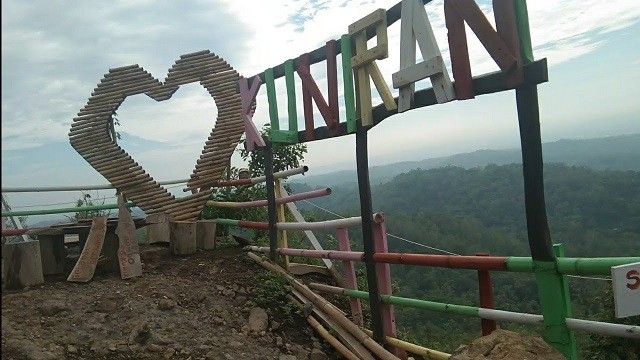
[247,252,400,360]
[275,179,289,268]
[286,294,361,360]
[361,329,450,360]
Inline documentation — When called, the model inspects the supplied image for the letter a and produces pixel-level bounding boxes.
[393,0,455,112]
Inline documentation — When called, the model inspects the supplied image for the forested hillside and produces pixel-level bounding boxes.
[301,134,640,187]
[289,163,640,355]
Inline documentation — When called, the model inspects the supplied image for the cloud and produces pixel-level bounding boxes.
[1,0,250,152]
[1,0,638,179]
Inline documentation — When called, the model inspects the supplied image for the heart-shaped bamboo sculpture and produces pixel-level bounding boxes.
[69,50,252,221]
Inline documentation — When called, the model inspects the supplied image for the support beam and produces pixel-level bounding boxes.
[355,125,385,343]
[264,143,278,261]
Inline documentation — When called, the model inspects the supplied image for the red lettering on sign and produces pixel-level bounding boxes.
[627,270,640,290]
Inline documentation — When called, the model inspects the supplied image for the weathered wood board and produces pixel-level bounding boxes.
[67,217,107,282]
[115,194,142,279]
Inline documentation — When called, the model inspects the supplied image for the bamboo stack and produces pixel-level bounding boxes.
[68,50,248,221]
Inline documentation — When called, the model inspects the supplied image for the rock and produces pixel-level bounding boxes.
[66,345,78,354]
[271,320,281,331]
[158,299,177,310]
[310,349,327,360]
[164,347,175,359]
[128,321,151,345]
[37,300,69,316]
[233,295,247,307]
[147,343,163,353]
[90,341,109,357]
[275,336,284,347]
[248,307,268,332]
[279,355,297,360]
[96,296,123,314]
[449,330,565,360]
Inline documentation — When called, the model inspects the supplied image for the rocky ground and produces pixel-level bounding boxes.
[1,238,341,360]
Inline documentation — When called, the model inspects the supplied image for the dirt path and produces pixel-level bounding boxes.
[1,238,338,360]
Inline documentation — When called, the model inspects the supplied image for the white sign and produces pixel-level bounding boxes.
[611,262,640,318]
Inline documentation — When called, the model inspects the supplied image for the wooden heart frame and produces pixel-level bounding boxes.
[68,50,252,221]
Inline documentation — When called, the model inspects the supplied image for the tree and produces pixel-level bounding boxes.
[585,286,640,359]
[239,124,307,177]
[68,191,112,222]
[201,125,307,237]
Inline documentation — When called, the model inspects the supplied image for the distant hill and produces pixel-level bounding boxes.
[299,134,640,187]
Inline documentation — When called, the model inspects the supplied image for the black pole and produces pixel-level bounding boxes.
[355,124,385,342]
[264,142,278,261]
[515,85,555,262]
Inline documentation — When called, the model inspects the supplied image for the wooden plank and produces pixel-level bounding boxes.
[348,8,386,35]
[445,0,521,99]
[274,180,290,268]
[367,62,397,111]
[301,53,316,142]
[265,68,280,131]
[394,0,455,111]
[340,35,357,134]
[493,0,524,86]
[392,55,443,88]
[67,217,107,282]
[239,76,266,150]
[397,0,417,112]
[353,32,372,126]
[287,263,331,277]
[115,194,142,279]
[450,0,517,71]
[285,59,298,136]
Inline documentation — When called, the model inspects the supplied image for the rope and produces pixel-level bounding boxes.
[302,200,461,256]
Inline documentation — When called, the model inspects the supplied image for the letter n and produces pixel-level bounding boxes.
[238,76,266,151]
[297,40,340,141]
[393,0,455,112]
[445,0,524,100]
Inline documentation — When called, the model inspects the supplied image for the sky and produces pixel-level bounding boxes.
[2,0,639,218]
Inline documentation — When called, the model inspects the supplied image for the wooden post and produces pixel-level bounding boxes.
[373,218,406,358]
[274,179,289,268]
[170,221,197,256]
[476,253,496,336]
[337,228,364,326]
[264,143,278,261]
[196,220,216,250]
[355,125,384,343]
[146,213,173,244]
[2,240,44,289]
[38,234,65,275]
